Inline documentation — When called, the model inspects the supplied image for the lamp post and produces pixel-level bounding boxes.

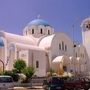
[0,59,4,73]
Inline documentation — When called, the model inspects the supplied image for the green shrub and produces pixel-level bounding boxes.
[22,66,34,78]
[21,66,34,83]
[3,70,13,76]
[13,59,26,73]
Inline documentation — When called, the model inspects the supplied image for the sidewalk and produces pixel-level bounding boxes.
[28,86,43,89]
[14,86,43,90]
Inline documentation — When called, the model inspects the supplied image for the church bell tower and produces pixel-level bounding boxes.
[81,17,90,46]
[81,17,90,71]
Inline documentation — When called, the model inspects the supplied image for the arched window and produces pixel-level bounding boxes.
[32,29,34,34]
[62,41,64,50]
[36,61,39,68]
[86,24,90,29]
[48,30,50,35]
[40,29,43,34]
[65,45,67,51]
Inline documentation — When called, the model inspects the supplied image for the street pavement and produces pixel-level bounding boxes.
[13,87,90,90]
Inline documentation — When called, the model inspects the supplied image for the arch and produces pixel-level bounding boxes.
[52,56,70,75]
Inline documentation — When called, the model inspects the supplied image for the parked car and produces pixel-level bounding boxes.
[0,75,14,89]
[43,76,90,90]
[43,76,64,90]
[64,76,90,90]
[66,77,83,90]
[79,77,90,90]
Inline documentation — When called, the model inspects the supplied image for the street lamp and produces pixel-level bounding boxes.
[0,59,4,73]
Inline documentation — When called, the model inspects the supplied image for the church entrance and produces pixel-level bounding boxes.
[52,56,70,75]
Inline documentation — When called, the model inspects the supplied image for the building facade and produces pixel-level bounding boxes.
[0,18,88,77]
[81,17,90,73]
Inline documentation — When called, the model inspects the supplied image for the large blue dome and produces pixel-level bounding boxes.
[28,19,50,26]
[0,38,4,47]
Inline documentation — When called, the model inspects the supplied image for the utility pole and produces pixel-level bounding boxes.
[72,24,77,75]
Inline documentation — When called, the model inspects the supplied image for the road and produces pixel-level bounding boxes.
[13,87,90,90]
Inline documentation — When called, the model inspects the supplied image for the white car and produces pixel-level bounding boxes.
[0,75,14,89]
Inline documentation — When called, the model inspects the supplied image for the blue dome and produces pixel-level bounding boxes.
[0,38,4,47]
[28,19,50,26]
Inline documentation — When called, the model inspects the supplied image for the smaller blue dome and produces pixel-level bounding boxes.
[0,38,4,47]
[28,19,50,26]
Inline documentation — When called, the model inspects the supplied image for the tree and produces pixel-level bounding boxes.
[22,66,34,82]
[13,59,26,73]
[22,66,34,78]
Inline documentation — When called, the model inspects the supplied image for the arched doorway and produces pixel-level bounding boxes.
[52,56,70,75]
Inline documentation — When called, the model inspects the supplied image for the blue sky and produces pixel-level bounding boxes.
[0,0,90,43]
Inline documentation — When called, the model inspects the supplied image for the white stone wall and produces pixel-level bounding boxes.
[32,50,47,77]
[19,50,29,65]
[38,32,74,73]
[51,33,73,59]
[74,45,88,73]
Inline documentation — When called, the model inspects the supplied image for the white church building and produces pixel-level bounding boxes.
[0,18,88,77]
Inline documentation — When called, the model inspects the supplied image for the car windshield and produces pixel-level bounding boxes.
[51,77,63,84]
[0,77,13,83]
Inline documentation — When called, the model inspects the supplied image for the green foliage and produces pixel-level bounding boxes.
[3,70,19,81]
[47,68,55,77]
[13,59,26,73]
[3,70,13,76]
[22,66,34,78]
